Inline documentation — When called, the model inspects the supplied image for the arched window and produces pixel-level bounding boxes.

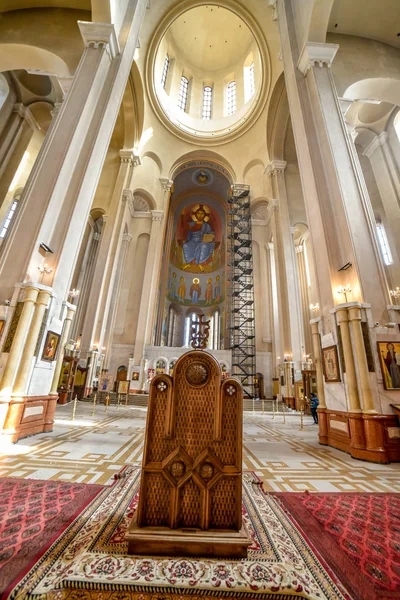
[0,199,18,239]
[394,111,400,143]
[213,309,221,350]
[227,81,236,116]
[0,188,23,241]
[161,54,169,89]
[177,76,189,111]
[376,221,393,266]
[167,305,176,346]
[244,61,255,103]
[184,311,201,346]
[0,74,9,111]
[202,85,212,120]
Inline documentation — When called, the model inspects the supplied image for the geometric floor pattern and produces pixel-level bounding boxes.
[0,402,399,491]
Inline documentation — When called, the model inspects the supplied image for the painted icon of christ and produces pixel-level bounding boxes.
[182,205,215,270]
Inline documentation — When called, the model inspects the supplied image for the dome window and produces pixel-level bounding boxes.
[227,80,236,116]
[161,54,169,89]
[202,85,212,120]
[244,61,255,102]
[177,75,189,111]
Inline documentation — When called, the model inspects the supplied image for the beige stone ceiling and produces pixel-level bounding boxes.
[0,1,90,11]
[168,6,254,72]
[328,0,400,49]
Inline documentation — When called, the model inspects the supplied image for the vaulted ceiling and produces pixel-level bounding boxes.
[328,0,400,49]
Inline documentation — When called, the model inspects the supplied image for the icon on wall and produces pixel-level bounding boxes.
[42,331,60,362]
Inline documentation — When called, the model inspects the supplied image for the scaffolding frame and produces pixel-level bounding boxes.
[228,184,256,399]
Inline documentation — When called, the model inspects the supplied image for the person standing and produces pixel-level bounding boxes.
[310,392,319,424]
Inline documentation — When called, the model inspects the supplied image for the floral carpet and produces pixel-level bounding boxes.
[273,492,400,600]
[4,468,351,600]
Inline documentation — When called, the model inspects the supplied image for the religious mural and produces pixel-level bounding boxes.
[156,175,228,348]
[170,202,224,273]
[167,267,225,307]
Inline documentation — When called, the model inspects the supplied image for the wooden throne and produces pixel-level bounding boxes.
[126,350,250,558]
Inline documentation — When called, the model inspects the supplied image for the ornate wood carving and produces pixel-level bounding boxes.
[127,350,250,558]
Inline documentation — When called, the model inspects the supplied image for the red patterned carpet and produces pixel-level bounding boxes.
[273,492,400,600]
[0,477,103,597]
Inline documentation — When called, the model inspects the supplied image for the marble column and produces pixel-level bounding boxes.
[266,163,304,373]
[50,303,77,395]
[310,319,327,444]
[274,0,389,327]
[71,229,102,343]
[348,305,375,414]
[363,132,400,283]
[0,5,147,402]
[0,104,35,214]
[296,243,312,356]
[266,241,283,377]
[133,209,165,365]
[79,152,137,358]
[102,230,132,370]
[85,350,99,397]
[0,285,39,397]
[13,288,52,396]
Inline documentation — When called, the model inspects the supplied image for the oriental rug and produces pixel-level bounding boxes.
[273,492,400,600]
[0,477,103,598]
[5,469,350,600]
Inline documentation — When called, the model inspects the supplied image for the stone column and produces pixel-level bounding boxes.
[348,305,375,414]
[102,230,132,369]
[335,306,366,452]
[50,303,77,395]
[267,163,304,372]
[363,132,400,283]
[0,104,35,212]
[133,209,165,365]
[266,241,283,377]
[79,152,137,357]
[335,307,360,412]
[296,243,312,355]
[71,229,102,343]
[0,2,147,317]
[13,288,52,396]
[85,349,99,397]
[274,0,389,328]
[310,319,327,444]
[0,285,39,397]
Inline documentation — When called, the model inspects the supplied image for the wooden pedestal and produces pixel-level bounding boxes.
[128,516,250,558]
[126,350,250,558]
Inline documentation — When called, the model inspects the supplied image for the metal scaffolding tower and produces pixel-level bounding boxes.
[228,184,256,399]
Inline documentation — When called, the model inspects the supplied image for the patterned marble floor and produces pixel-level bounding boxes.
[0,402,399,491]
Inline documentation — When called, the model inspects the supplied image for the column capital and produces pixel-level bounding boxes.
[268,0,277,20]
[363,131,388,158]
[347,305,362,321]
[335,306,350,323]
[13,103,40,130]
[295,244,304,254]
[119,149,141,166]
[122,233,132,243]
[122,188,133,204]
[269,198,279,212]
[267,242,274,251]
[78,21,120,60]
[265,161,287,176]
[297,42,339,76]
[159,177,173,191]
[151,210,164,222]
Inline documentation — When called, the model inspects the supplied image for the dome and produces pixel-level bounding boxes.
[147,1,269,145]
